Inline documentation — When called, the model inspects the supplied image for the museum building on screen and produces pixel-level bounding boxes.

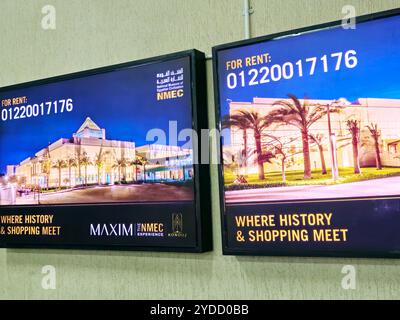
[226,97,400,174]
[7,117,193,189]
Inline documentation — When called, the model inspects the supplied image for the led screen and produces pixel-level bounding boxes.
[214,10,400,257]
[0,50,211,252]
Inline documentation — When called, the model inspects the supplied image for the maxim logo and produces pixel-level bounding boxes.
[168,213,187,238]
[90,224,133,237]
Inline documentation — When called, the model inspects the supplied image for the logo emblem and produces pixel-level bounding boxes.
[172,213,183,233]
[168,213,187,238]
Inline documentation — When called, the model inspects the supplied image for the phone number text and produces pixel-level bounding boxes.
[226,50,358,89]
[1,98,74,121]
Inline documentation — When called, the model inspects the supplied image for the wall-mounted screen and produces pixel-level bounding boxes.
[0,50,212,252]
[213,9,400,257]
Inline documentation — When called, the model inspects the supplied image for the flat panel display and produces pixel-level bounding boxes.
[213,9,400,257]
[0,50,211,252]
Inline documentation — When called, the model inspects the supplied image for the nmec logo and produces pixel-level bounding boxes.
[168,213,187,238]
[136,223,164,237]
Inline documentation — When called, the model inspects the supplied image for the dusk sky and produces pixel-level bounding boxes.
[0,57,193,173]
[217,14,400,117]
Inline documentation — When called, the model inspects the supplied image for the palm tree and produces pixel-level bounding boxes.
[134,156,149,182]
[228,110,273,180]
[63,178,70,186]
[80,152,91,186]
[222,114,250,170]
[223,149,241,178]
[142,158,149,182]
[66,158,77,188]
[113,158,128,183]
[225,147,255,176]
[265,135,298,183]
[347,120,361,174]
[95,158,104,185]
[40,147,52,190]
[53,160,67,190]
[273,142,288,183]
[129,156,143,182]
[272,94,335,179]
[75,141,83,185]
[94,147,106,185]
[309,133,327,175]
[366,123,382,170]
[30,156,39,185]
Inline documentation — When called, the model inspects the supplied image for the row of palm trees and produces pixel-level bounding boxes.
[39,150,149,190]
[223,94,383,182]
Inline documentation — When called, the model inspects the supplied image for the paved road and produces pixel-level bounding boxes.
[15,184,193,205]
[225,176,400,203]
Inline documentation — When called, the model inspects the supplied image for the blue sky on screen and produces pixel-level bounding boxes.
[0,57,193,173]
[217,15,400,117]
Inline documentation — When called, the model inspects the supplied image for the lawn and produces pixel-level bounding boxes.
[224,167,400,190]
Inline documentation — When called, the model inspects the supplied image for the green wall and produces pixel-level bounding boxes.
[1,0,400,300]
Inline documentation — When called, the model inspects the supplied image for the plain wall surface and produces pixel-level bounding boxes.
[1,0,400,299]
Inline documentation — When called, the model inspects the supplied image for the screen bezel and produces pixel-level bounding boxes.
[212,8,400,258]
[0,49,212,253]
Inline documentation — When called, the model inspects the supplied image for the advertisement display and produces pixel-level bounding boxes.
[213,9,400,257]
[0,50,212,252]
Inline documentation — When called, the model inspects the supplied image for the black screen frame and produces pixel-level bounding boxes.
[0,49,212,253]
[212,8,400,258]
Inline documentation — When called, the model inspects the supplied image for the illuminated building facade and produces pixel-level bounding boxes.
[136,144,193,182]
[227,97,400,174]
[10,118,192,189]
